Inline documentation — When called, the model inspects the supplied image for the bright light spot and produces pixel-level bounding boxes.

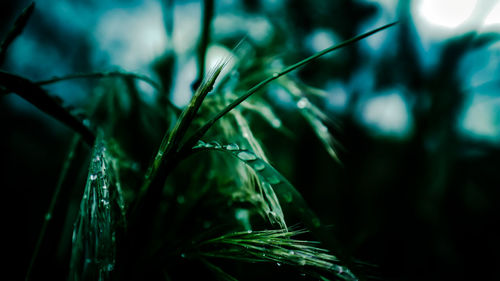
[213,15,273,45]
[418,0,478,29]
[95,0,167,70]
[306,29,337,53]
[173,2,201,54]
[484,1,500,26]
[360,91,413,138]
[325,81,348,112]
[460,94,500,143]
[205,45,237,88]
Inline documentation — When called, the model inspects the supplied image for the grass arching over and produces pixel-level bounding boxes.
[1,3,397,280]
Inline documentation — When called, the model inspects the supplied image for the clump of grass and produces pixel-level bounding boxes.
[1,2,397,280]
[190,229,357,281]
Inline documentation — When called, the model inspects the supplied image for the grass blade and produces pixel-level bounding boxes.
[70,132,125,281]
[0,2,35,65]
[178,22,398,154]
[0,70,95,145]
[193,229,357,281]
[193,141,287,230]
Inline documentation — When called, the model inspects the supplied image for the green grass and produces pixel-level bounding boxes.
[0,2,397,280]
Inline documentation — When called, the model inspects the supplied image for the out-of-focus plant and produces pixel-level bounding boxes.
[0,2,397,281]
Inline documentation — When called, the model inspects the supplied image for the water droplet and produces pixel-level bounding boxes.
[289,250,295,255]
[102,184,108,190]
[194,140,206,148]
[266,174,281,185]
[252,161,266,171]
[237,151,257,161]
[83,119,91,127]
[271,119,282,128]
[225,143,239,150]
[94,155,101,162]
[297,98,308,109]
[180,253,186,258]
[208,141,221,148]
[44,213,52,221]
[246,230,253,234]
[106,264,114,271]
[300,273,306,277]
[272,72,279,78]
[298,259,306,266]
[276,262,282,267]
[177,195,185,204]
[90,174,98,181]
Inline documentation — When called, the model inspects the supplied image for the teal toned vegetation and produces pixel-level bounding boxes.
[3,1,500,281]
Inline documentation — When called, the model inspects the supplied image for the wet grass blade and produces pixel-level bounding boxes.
[70,132,125,281]
[193,229,357,281]
[178,22,398,154]
[192,141,287,230]
[190,141,349,265]
[0,2,35,65]
[133,60,228,210]
[0,70,95,145]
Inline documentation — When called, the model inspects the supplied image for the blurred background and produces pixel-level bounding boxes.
[1,0,500,280]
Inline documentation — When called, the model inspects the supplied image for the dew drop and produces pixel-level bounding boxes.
[298,259,306,266]
[90,174,98,181]
[266,174,281,185]
[208,141,221,148]
[271,119,282,128]
[237,151,257,161]
[297,97,308,109]
[180,253,186,258]
[276,262,282,267]
[252,161,266,171]
[225,143,239,150]
[272,72,279,78]
[193,140,206,148]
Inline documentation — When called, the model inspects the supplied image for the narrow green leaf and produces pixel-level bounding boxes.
[70,132,125,281]
[178,22,398,154]
[0,70,95,145]
[0,2,35,64]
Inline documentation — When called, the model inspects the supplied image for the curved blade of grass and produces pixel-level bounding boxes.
[0,70,95,145]
[132,59,228,217]
[0,2,35,65]
[70,132,125,281]
[193,229,357,281]
[193,140,286,230]
[191,141,337,239]
[278,78,342,163]
[178,22,398,154]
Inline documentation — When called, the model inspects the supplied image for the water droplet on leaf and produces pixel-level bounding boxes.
[237,151,257,161]
[225,143,239,150]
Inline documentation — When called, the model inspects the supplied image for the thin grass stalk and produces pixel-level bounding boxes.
[178,22,398,155]
[25,135,81,281]
[0,2,35,65]
[0,70,95,145]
